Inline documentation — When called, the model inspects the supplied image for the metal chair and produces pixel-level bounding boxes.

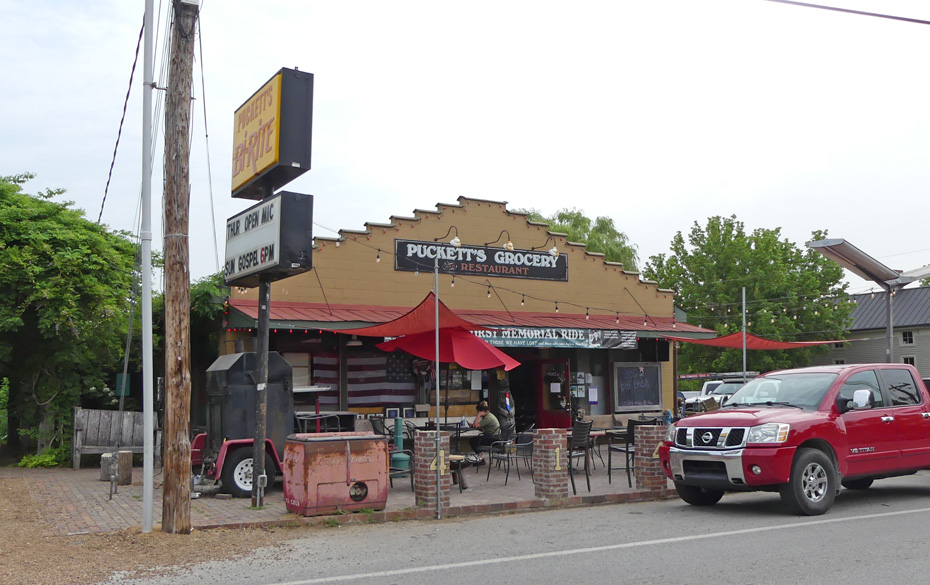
[513,431,535,481]
[607,425,634,487]
[567,419,594,495]
[403,419,419,443]
[370,415,392,439]
[608,418,658,487]
[388,448,414,490]
[479,419,520,485]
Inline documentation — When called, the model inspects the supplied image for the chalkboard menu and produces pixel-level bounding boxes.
[613,363,661,412]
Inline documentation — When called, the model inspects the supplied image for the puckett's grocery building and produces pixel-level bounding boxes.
[222,196,713,428]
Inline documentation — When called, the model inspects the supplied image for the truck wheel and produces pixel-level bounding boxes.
[674,482,724,506]
[841,478,873,490]
[221,449,275,498]
[779,448,836,515]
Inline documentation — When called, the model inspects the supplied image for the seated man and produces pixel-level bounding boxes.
[469,400,501,456]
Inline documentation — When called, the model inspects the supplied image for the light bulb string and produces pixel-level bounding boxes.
[334,234,665,321]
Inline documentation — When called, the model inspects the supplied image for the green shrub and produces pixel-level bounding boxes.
[17,445,70,468]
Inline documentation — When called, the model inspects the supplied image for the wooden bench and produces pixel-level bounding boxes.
[72,406,161,470]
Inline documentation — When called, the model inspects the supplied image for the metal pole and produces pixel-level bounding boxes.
[252,276,271,508]
[141,0,154,534]
[886,287,894,363]
[741,287,747,381]
[434,256,441,520]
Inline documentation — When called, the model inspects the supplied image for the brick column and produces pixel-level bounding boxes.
[634,425,668,491]
[532,428,569,499]
[413,430,452,510]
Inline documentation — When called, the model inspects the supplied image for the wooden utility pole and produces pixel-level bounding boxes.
[162,0,199,535]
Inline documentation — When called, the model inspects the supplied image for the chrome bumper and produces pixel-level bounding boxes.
[669,447,747,485]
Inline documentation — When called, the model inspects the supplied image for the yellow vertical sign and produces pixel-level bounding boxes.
[231,73,282,192]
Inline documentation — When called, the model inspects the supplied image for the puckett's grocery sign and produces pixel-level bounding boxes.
[394,239,568,281]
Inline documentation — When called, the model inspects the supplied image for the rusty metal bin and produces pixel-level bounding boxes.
[282,432,389,516]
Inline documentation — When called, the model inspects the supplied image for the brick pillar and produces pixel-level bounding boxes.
[532,428,569,499]
[634,425,668,491]
[413,430,452,510]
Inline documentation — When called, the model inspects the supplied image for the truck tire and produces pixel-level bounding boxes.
[779,448,836,516]
[841,478,873,490]
[220,448,276,498]
[674,482,724,506]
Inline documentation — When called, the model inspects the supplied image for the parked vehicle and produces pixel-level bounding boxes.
[707,380,746,406]
[683,378,749,413]
[659,363,930,515]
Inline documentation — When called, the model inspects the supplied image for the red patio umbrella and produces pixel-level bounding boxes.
[377,327,520,372]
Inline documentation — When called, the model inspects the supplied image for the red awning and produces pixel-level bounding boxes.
[329,292,487,337]
[667,332,853,350]
[377,328,521,371]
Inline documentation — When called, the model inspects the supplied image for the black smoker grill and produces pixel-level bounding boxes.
[204,351,294,461]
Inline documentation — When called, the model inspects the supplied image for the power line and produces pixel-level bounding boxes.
[761,0,930,26]
[98,17,144,224]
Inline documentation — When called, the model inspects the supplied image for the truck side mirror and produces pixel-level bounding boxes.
[836,397,851,414]
[851,389,872,410]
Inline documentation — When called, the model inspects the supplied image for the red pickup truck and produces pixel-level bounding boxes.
[658,363,930,515]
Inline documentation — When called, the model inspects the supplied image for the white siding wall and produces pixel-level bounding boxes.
[810,326,930,378]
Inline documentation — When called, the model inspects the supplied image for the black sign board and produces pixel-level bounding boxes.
[394,239,568,281]
[232,68,314,200]
[613,363,662,412]
[224,192,313,287]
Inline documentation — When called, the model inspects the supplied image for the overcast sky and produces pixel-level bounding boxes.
[3,0,929,296]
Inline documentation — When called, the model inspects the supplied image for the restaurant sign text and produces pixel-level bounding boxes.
[473,328,637,349]
[394,239,567,281]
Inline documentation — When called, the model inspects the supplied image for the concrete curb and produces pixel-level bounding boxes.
[195,488,679,531]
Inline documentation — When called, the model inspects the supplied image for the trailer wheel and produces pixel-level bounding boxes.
[779,448,836,515]
[221,449,275,498]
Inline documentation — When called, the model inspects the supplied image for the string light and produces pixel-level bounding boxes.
[521,294,525,306]
[615,313,620,324]
[487,285,491,298]
[555,301,559,313]
[585,308,590,320]
[451,275,455,287]
[376,250,381,263]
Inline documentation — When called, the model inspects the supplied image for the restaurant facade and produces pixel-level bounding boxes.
[221,196,713,429]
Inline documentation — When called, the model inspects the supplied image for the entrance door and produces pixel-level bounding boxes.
[536,359,572,429]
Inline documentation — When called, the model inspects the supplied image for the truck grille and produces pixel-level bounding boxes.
[675,427,747,449]
[682,459,728,480]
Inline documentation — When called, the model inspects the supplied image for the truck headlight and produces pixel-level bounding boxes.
[747,423,790,444]
[665,424,676,443]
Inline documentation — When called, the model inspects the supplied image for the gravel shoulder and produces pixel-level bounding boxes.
[0,472,295,585]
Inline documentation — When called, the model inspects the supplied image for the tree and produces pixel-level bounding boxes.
[518,208,639,270]
[644,215,852,376]
[0,174,136,452]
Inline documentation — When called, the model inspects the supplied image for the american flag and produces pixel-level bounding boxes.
[312,351,418,408]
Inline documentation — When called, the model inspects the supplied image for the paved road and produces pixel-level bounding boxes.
[105,472,930,585]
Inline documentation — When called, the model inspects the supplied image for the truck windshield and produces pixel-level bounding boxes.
[726,373,839,410]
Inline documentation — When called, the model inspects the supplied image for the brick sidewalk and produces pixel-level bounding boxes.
[2,459,675,536]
